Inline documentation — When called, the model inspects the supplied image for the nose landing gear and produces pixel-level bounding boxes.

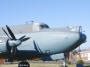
[62,53,69,67]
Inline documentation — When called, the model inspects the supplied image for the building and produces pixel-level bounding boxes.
[69,49,90,62]
[79,49,90,61]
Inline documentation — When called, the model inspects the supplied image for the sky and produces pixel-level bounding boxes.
[0,0,90,49]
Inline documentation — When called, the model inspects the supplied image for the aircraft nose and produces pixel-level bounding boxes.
[80,33,87,43]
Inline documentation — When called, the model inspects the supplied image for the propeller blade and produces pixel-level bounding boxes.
[2,28,11,39]
[21,37,30,42]
[6,25,16,40]
[19,35,26,40]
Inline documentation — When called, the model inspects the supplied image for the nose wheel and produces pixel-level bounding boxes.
[18,61,30,67]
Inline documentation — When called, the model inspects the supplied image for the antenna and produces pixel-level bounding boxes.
[25,20,34,24]
[30,20,34,23]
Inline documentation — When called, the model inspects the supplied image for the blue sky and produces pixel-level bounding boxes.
[0,0,90,49]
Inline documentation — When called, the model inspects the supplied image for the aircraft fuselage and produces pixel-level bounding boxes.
[0,30,86,60]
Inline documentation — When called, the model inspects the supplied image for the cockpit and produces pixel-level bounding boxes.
[39,23,50,29]
[32,22,50,32]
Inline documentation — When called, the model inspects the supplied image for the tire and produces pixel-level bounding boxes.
[18,62,30,67]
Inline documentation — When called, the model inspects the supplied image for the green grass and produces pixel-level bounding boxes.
[68,64,76,67]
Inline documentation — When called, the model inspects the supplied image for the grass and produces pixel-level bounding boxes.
[68,64,76,67]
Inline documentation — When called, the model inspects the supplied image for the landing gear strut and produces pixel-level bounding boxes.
[18,61,30,67]
[63,53,68,67]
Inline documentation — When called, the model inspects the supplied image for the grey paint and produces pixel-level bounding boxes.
[0,23,86,60]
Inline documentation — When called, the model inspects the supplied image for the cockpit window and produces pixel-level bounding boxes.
[40,24,49,29]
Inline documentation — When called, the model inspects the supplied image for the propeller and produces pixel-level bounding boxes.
[2,25,30,62]
[6,25,16,40]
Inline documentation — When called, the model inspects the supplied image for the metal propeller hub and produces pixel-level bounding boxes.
[8,39,22,47]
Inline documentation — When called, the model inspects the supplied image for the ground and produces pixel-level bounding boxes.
[0,62,76,67]
[1,61,90,67]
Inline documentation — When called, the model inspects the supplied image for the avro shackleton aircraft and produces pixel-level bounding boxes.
[0,22,86,67]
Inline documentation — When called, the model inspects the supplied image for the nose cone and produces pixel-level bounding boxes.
[80,33,87,43]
